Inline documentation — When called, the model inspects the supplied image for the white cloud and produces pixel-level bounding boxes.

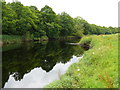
[5,0,119,27]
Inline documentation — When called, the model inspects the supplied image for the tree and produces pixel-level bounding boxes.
[40,5,60,38]
[2,1,17,34]
[40,5,57,23]
[73,16,84,37]
[8,2,40,36]
[46,22,61,38]
[59,12,74,36]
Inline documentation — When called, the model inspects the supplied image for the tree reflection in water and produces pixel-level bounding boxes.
[2,40,85,88]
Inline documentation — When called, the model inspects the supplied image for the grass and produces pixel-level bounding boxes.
[45,34,118,88]
[1,35,23,44]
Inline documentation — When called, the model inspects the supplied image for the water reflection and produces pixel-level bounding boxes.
[2,40,84,88]
[4,56,83,88]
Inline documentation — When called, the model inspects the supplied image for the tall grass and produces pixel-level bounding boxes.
[2,35,22,44]
[45,34,118,88]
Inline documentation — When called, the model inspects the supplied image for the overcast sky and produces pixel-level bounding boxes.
[5,0,119,27]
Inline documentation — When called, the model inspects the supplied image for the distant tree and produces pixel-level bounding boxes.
[73,16,84,37]
[83,22,92,35]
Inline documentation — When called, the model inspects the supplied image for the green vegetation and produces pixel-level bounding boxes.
[1,0,119,88]
[45,34,118,88]
[2,1,118,43]
[2,35,22,44]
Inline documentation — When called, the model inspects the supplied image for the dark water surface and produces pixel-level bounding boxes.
[2,40,84,88]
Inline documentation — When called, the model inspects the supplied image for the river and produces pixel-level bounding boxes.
[2,39,85,88]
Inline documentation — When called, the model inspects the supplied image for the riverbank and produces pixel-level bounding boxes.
[45,34,118,88]
[1,35,81,45]
[1,35,47,45]
[1,35,22,45]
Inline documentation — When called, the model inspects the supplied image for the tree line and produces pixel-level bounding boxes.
[2,1,118,40]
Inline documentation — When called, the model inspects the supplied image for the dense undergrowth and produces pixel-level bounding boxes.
[45,34,118,88]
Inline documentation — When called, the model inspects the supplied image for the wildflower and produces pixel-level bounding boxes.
[92,52,95,55]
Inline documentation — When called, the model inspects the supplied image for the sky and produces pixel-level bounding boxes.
[5,0,119,27]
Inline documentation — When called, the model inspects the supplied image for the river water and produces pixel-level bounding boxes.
[2,40,85,88]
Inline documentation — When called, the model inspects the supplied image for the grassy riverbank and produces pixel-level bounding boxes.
[45,34,118,88]
[2,35,23,44]
[1,35,80,45]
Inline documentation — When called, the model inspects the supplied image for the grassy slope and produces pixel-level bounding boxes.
[45,34,118,88]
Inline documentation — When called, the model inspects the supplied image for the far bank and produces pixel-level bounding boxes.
[1,35,81,45]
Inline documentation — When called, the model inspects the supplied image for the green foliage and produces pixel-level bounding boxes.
[46,22,61,38]
[40,5,57,23]
[40,36,48,41]
[73,17,84,37]
[58,12,74,36]
[2,2,17,35]
[2,35,22,44]
[39,5,61,38]
[22,31,33,41]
